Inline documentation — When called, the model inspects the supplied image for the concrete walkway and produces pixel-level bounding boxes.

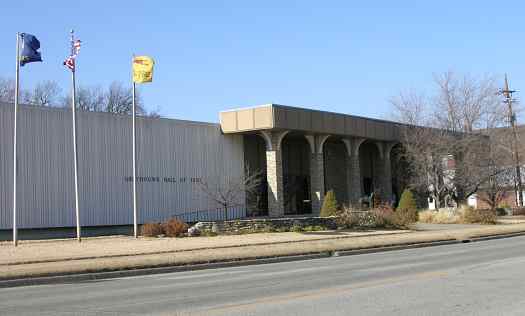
[2,223,525,282]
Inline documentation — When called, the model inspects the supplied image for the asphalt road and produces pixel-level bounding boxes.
[3,236,525,316]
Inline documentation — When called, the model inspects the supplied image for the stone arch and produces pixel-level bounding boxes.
[359,140,383,199]
[323,136,350,205]
[352,138,367,157]
[259,130,290,151]
[384,142,398,161]
[304,135,316,154]
[276,130,290,151]
[243,133,269,216]
[258,130,273,151]
[280,133,312,215]
[316,134,331,154]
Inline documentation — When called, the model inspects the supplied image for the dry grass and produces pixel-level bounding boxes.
[419,210,460,224]
[391,208,418,228]
[5,224,525,281]
[460,207,497,225]
[419,206,497,225]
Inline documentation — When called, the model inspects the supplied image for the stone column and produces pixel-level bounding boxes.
[348,138,365,206]
[348,154,362,205]
[307,135,328,215]
[382,154,393,203]
[374,141,393,203]
[382,142,395,204]
[262,131,288,218]
[266,150,284,217]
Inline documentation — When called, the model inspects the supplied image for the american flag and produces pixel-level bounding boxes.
[72,40,81,57]
[63,39,81,71]
[64,56,75,71]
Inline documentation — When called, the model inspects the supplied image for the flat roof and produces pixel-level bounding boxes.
[220,103,406,141]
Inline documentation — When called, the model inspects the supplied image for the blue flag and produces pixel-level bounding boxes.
[19,33,42,66]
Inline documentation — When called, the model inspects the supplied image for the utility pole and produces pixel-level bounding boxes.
[501,74,523,207]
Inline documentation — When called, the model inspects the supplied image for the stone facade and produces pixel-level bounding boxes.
[349,152,362,205]
[255,131,396,216]
[193,216,338,234]
[382,149,393,202]
[191,211,385,235]
[266,149,284,217]
[264,131,288,217]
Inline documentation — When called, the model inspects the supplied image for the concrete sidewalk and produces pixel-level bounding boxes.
[2,223,525,282]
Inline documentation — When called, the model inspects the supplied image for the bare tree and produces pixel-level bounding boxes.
[198,168,263,220]
[475,127,520,209]
[62,85,105,111]
[0,77,31,104]
[433,72,505,132]
[0,77,16,103]
[61,81,147,115]
[390,90,429,126]
[398,126,455,209]
[77,85,105,111]
[476,156,514,210]
[391,71,511,208]
[105,81,144,114]
[30,80,62,106]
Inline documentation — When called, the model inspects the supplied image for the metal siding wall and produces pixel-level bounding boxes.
[0,103,244,229]
[0,104,14,229]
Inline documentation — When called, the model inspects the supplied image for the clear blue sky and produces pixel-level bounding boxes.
[0,1,523,122]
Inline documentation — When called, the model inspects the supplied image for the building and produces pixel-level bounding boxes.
[468,125,525,210]
[0,102,409,230]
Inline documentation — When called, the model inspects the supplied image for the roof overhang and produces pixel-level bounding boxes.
[220,104,406,141]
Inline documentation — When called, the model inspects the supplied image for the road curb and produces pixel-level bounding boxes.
[469,231,525,242]
[0,253,330,288]
[1,230,524,289]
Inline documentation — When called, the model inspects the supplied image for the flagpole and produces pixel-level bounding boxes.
[132,55,138,238]
[13,32,20,247]
[70,30,81,242]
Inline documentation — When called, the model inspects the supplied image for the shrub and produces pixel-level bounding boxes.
[337,204,396,229]
[418,210,434,223]
[390,189,418,228]
[291,224,304,232]
[162,218,189,237]
[370,204,394,228]
[391,208,418,228]
[336,206,361,228]
[397,189,417,213]
[495,208,507,216]
[499,202,511,210]
[320,190,338,217]
[141,222,163,237]
[460,207,497,224]
[432,209,459,224]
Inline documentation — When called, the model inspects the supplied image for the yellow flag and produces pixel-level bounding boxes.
[133,56,154,83]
